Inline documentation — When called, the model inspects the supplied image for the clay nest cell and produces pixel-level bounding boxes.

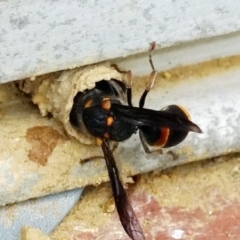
[18,64,123,144]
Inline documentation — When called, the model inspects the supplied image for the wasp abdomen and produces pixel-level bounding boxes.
[140,105,191,148]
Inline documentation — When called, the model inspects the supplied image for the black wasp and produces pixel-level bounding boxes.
[69,42,202,240]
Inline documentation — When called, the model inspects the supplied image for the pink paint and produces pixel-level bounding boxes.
[72,190,240,239]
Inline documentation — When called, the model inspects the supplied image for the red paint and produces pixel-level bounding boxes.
[72,190,240,240]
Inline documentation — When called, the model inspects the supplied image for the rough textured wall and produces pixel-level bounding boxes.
[1,0,240,82]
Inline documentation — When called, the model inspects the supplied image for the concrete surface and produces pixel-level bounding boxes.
[50,153,240,240]
[1,0,240,83]
[1,54,240,207]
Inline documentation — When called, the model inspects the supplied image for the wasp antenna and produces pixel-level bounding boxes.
[139,42,158,108]
[148,41,156,71]
[111,64,133,107]
[147,70,157,91]
[111,64,132,85]
[139,70,157,109]
[111,64,124,73]
[149,41,156,51]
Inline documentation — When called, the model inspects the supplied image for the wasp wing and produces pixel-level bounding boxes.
[101,139,145,240]
[112,104,202,133]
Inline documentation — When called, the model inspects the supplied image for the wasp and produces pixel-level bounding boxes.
[69,43,202,240]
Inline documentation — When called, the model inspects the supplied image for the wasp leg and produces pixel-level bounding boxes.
[139,42,158,109]
[80,142,119,164]
[139,131,163,154]
[111,142,119,152]
[80,156,103,164]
